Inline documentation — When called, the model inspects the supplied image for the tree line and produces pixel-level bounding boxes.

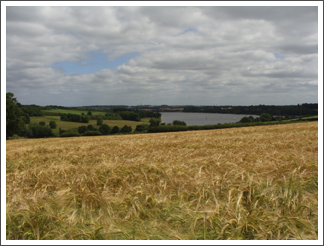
[6,92,318,139]
[183,104,318,117]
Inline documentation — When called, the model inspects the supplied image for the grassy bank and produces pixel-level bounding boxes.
[6,122,318,240]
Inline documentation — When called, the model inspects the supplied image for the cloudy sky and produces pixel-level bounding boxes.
[3,2,322,106]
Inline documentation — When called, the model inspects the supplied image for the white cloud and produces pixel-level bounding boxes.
[4,5,320,106]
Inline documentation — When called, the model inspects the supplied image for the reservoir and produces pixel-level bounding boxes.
[160,112,257,126]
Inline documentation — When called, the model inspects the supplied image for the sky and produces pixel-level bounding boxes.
[3,2,323,107]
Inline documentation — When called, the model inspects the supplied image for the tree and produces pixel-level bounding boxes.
[87,124,97,131]
[60,114,68,121]
[28,123,53,138]
[81,115,90,123]
[39,121,46,126]
[78,126,88,134]
[121,125,132,133]
[87,111,92,116]
[135,124,149,132]
[239,116,254,123]
[6,92,26,137]
[110,126,120,134]
[149,118,162,127]
[99,124,110,135]
[259,113,273,122]
[97,117,103,126]
[22,114,31,124]
[49,121,57,129]
[172,120,186,126]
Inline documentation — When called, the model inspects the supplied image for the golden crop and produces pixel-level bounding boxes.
[6,122,318,240]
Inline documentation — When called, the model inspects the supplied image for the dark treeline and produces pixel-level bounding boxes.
[19,105,44,116]
[60,113,91,123]
[183,104,318,117]
[39,105,161,122]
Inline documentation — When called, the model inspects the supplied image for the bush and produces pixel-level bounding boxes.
[97,117,103,126]
[121,125,132,133]
[99,124,110,135]
[49,121,57,129]
[81,115,90,123]
[104,113,123,120]
[59,128,66,135]
[87,124,97,131]
[22,114,30,124]
[110,126,120,134]
[149,118,161,127]
[259,113,274,122]
[28,123,53,138]
[84,131,102,136]
[135,124,149,132]
[172,120,187,126]
[117,111,141,121]
[39,121,46,126]
[78,126,88,134]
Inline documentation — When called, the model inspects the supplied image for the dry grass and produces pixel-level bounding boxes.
[6,122,318,240]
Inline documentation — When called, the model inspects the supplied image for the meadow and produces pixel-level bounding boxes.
[29,116,150,135]
[6,122,318,240]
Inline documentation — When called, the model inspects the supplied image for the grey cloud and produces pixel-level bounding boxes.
[5,5,318,106]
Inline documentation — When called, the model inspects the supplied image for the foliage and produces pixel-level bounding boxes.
[60,131,81,137]
[6,92,26,138]
[135,124,149,132]
[98,124,110,135]
[87,125,97,131]
[259,113,274,122]
[27,123,54,138]
[97,117,103,126]
[113,107,130,113]
[135,110,161,119]
[82,115,91,123]
[84,131,102,136]
[117,111,141,122]
[60,113,90,123]
[49,121,57,129]
[110,126,120,134]
[78,126,88,134]
[22,114,31,124]
[172,120,187,126]
[239,116,255,123]
[39,121,46,126]
[147,120,303,133]
[20,105,44,116]
[87,111,92,116]
[92,112,122,120]
[149,118,162,127]
[183,104,318,117]
[121,125,132,133]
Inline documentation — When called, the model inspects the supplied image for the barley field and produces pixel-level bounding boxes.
[6,122,318,240]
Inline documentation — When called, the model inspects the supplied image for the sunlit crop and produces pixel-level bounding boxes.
[6,122,318,240]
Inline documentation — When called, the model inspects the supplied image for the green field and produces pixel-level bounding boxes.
[41,109,107,115]
[30,116,150,135]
